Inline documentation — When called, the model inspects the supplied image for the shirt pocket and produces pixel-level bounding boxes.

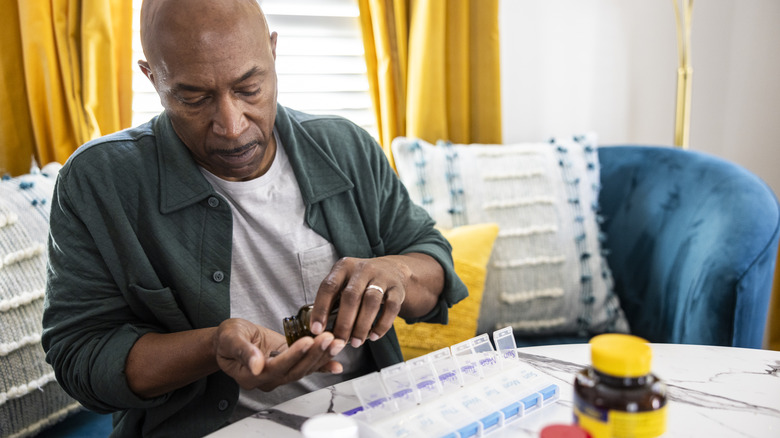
[297,243,339,303]
[129,284,194,332]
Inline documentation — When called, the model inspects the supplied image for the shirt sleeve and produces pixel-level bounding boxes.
[363,130,469,325]
[42,162,171,413]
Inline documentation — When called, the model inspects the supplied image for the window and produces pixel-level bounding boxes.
[131,0,376,137]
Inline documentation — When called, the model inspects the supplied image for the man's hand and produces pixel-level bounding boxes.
[213,318,345,391]
[309,253,444,349]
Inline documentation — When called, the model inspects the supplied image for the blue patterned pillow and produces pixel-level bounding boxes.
[0,163,83,437]
[391,135,629,338]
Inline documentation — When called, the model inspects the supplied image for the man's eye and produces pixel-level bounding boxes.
[185,100,207,107]
[183,98,208,107]
[176,94,208,107]
[238,89,260,97]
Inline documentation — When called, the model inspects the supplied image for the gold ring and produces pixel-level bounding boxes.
[366,285,384,295]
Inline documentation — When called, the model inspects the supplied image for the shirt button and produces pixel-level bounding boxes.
[218,399,229,411]
[208,197,220,208]
[213,271,225,282]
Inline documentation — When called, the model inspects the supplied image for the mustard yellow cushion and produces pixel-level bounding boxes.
[394,223,499,360]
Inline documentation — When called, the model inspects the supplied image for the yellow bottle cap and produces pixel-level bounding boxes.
[589,333,652,377]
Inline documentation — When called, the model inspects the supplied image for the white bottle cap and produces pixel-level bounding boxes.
[300,413,359,438]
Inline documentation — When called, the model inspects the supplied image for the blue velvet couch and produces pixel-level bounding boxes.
[510,145,780,348]
[32,145,780,436]
[598,146,779,348]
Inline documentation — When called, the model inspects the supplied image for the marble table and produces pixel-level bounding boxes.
[207,344,780,437]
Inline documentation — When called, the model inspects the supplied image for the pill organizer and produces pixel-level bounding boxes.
[343,327,560,438]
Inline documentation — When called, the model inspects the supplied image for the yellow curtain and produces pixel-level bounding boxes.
[358,0,502,169]
[768,247,780,350]
[0,0,132,177]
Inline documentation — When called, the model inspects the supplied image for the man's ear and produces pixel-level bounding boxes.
[138,60,156,87]
[270,31,278,60]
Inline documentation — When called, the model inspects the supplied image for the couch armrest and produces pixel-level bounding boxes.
[598,146,780,348]
[35,410,113,438]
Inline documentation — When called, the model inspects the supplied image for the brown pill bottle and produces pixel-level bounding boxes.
[282,304,338,346]
[573,334,667,438]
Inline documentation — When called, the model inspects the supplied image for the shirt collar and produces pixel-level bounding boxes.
[154,105,353,214]
[273,104,353,205]
[154,112,214,214]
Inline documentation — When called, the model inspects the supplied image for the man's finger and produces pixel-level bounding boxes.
[311,261,348,335]
[266,333,337,383]
[248,351,264,375]
[318,361,344,374]
[292,333,340,377]
[348,283,385,347]
[331,276,366,341]
[369,288,403,341]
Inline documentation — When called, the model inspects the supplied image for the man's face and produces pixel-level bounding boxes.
[141,17,279,181]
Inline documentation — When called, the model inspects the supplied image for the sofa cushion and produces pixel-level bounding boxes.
[394,223,499,359]
[391,135,629,338]
[0,163,83,437]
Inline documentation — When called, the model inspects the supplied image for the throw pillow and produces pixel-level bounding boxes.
[391,135,629,339]
[0,163,82,437]
[394,223,499,359]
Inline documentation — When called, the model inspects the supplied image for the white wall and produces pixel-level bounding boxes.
[500,0,780,196]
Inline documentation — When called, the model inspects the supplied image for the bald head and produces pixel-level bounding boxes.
[140,0,272,69]
[137,0,280,181]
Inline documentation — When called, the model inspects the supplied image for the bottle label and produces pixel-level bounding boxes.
[574,403,667,438]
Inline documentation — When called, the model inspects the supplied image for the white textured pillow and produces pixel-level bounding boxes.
[391,135,629,338]
[0,163,82,437]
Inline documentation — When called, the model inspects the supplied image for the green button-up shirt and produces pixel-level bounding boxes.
[42,104,467,437]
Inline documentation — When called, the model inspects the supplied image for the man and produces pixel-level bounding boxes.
[41,0,466,436]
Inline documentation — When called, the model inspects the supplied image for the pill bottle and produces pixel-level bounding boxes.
[282,304,337,346]
[540,424,591,438]
[573,334,667,438]
[301,413,359,438]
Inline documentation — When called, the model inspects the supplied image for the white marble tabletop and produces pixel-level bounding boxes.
[208,344,780,437]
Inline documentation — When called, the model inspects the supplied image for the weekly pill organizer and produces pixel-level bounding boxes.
[343,327,560,438]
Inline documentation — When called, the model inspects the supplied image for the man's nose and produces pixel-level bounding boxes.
[212,95,248,139]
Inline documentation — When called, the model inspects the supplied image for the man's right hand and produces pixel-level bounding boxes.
[126,318,345,399]
[213,318,345,391]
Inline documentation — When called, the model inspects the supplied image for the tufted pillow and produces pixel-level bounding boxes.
[0,163,82,437]
[391,135,629,339]
[394,223,499,359]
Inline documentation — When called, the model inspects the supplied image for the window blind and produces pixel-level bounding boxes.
[131,0,376,138]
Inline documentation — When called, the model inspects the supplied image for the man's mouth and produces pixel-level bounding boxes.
[215,142,258,163]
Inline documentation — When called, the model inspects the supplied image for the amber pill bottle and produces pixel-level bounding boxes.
[573,334,667,438]
[282,304,338,346]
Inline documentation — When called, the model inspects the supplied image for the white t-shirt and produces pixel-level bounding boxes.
[200,130,370,421]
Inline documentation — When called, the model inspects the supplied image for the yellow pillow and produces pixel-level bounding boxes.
[394,223,499,360]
